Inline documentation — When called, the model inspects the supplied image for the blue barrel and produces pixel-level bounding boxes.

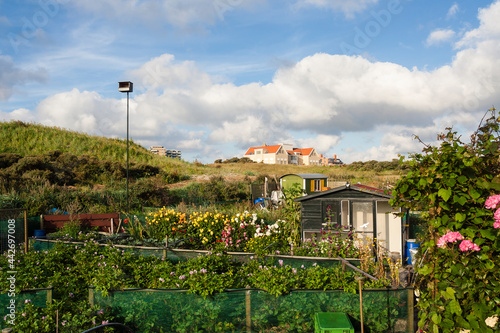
[34,229,46,239]
[406,239,419,265]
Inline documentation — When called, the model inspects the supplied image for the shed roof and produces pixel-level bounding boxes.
[294,183,392,202]
[280,173,328,180]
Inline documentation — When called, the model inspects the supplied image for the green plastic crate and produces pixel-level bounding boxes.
[314,312,354,333]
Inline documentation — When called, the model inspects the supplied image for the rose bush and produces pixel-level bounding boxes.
[390,108,500,332]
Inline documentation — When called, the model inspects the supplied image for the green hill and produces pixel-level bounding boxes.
[0,121,205,215]
[0,120,193,170]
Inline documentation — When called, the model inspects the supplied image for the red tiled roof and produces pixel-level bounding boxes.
[245,144,282,155]
[353,184,392,196]
[292,148,314,156]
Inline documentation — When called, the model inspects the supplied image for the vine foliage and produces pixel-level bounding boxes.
[390,108,500,332]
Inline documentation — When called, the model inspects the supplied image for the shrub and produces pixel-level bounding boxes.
[390,108,500,332]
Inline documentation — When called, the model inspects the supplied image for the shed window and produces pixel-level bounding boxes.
[313,179,323,192]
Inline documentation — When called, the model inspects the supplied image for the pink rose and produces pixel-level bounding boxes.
[485,194,500,210]
[459,239,480,252]
[437,235,447,248]
[445,231,463,243]
[494,208,500,221]
[494,221,500,229]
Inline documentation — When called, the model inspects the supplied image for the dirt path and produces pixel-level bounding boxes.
[165,173,256,189]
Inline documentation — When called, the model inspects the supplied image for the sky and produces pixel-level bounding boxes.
[0,0,499,164]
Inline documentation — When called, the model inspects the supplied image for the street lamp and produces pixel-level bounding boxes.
[118,81,133,214]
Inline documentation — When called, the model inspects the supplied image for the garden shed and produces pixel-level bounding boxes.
[280,173,328,195]
[294,183,404,258]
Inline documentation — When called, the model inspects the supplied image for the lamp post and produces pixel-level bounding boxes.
[118,81,133,214]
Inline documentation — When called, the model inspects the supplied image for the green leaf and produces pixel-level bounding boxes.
[419,264,433,276]
[485,260,495,270]
[438,188,452,201]
[445,178,456,187]
[431,313,441,325]
[479,229,496,240]
[453,195,468,206]
[469,187,481,200]
[455,213,466,222]
[449,299,462,315]
[441,318,455,329]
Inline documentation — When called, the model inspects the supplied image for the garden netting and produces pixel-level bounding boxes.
[0,288,51,329]
[94,288,414,333]
[0,210,40,253]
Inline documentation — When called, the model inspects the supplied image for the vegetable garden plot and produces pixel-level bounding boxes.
[94,288,414,333]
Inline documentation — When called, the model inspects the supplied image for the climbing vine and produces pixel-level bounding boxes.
[390,108,500,332]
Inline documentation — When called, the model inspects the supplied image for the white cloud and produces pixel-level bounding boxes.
[447,3,459,19]
[426,29,456,46]
[0,55,46,101]
[296,134,341,153]
[294,0,379,17]
[456,0,500,48]
[0,108,36,123]
[36,88,123,136]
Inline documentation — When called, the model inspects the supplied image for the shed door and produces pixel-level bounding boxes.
[352,201,374,243]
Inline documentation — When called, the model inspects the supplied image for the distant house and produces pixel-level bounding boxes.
[166,149,181,159]
[244,144,289,164]
[294,183,404,258]
[280,173,329,195]
[150,146,166,157]
[150,146,181,159]
[244,143,321,165]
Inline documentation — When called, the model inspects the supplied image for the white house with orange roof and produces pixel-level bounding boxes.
[244,143,321,166]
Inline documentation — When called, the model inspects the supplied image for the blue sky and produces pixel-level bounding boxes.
[1,0,499,164]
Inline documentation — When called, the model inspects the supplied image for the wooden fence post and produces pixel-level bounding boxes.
[408,288,414,332]
[246,287,252,332]
[89,287,95,307]
[23,210,28,253]
[47,287,53,304]
[356,277,364,333]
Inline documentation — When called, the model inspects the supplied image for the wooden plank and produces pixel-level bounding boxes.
[42,213,120,233]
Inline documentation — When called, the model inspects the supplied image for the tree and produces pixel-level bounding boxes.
[390,108,500,332]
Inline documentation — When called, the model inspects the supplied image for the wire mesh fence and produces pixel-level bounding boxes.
[0,288,52,328]
[93,287,414,333]
[0,209,40,254]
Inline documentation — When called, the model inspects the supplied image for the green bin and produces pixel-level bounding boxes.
[314,312,354,333]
